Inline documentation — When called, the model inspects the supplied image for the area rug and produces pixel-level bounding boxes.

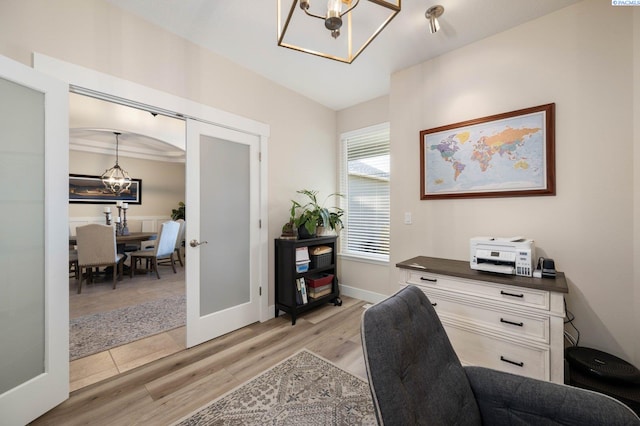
[69,294,186,361]
[174,349,377,425]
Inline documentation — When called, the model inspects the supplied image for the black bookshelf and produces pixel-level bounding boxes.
[274,236,341,325]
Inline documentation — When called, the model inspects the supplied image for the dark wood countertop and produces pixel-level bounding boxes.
[396,256,568,294]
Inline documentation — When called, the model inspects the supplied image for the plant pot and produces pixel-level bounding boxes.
[316,226,336,237]
[297,225,316,239]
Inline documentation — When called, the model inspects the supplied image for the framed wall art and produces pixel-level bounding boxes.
[69,174,142,204]
[420,103,555,200]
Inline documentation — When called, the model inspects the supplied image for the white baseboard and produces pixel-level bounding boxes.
[339,284,388,304]
[264,305,276,322]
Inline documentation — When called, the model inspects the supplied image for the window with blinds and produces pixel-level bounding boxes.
[339,123,390,261]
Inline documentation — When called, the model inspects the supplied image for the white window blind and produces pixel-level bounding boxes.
[339,123,390,261]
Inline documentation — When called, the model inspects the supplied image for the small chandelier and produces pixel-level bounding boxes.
[101,132,132,195]
[277,0,401,64]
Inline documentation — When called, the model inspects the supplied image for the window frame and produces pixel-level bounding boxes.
[338,122,390,263]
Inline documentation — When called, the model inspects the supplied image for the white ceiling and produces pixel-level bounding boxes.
[73,0,580,159]
[104,0,580,111]
[69,92,186,162]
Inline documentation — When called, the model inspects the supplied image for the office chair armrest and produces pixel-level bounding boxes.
[464,366,639,426]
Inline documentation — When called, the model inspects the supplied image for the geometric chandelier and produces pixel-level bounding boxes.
[101,131,132,195]
[277,0,401,64]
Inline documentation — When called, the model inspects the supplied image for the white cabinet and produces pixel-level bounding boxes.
[397,256,568,384]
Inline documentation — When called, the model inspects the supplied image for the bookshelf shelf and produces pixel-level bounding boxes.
[274,236,341,325]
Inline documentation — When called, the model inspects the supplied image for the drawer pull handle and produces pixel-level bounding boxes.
[500,356,524,367]
[500,290,524,298]
[500,318,524,327]
[420,277,437,282]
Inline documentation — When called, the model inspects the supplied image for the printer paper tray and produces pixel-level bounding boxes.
[472,263,515,274]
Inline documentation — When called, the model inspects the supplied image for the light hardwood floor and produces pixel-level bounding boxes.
[43,271,367,425]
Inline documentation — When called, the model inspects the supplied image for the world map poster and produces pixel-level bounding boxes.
[420,103,555,200]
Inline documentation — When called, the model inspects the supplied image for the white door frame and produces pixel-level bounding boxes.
[33,53,271,323]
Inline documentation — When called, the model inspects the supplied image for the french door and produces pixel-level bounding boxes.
[0,56,69,424]
[0,53,268,422]
[185,119,262,347]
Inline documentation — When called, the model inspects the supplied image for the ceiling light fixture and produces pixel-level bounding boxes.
[101,132,132,195]
[277,0,401,64]
[425,5,444,34]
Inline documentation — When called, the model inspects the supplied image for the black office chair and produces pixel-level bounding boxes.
[361,285,640,426]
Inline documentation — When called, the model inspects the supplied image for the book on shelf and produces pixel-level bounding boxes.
[295,278,303,305]
[299,277,308,304]
[296,277,308,305]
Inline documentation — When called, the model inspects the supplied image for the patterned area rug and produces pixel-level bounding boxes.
[174,349,377,425]
[69,294,186,361]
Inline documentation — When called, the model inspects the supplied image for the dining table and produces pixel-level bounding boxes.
[69,231,157,247]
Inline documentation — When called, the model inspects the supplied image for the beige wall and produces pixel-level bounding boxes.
[3,0,638,364]
[388,0,638,364]
[339,0,639,365]
[69,150,185,223]
[336,96,391,297]
[0,0,337,305]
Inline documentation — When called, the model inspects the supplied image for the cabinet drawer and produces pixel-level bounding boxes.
[405,271,549,310]
[423,289,549,344]
[442,321,550,381]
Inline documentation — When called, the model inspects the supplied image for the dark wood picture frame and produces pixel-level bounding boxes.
[420,103,555,200]
[69,174,142,204]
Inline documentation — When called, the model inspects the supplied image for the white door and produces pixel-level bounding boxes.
[0,56,69,424]
[185,119,261,347]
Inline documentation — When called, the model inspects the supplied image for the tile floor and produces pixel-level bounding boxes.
[69,259,186,392]
[69,327,186,392]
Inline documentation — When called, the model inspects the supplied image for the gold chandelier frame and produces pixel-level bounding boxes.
[277,0,401,64]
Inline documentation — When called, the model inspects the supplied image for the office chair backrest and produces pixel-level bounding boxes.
[361,285,482,425]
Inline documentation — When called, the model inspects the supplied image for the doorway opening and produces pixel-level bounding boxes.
[68,92,187,390]
[34,52,269,392]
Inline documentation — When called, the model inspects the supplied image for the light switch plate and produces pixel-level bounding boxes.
[404,212,412,224]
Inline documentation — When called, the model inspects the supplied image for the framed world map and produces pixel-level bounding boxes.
[420,103,555,200]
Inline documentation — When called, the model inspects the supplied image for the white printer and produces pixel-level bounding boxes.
[470,236,535,277]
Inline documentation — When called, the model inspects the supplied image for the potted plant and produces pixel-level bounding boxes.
[289,189,343,239]
[171,201,185,220]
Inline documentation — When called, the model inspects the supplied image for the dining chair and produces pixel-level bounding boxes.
[129,220,181,279]
[69,249,79,280]
[159,219,186,267]
[69,225,79,280]
[139,220,158,251]
[75,224,125,294]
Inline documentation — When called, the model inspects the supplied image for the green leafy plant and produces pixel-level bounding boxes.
[290,189,343,237]
[171,201,185,220]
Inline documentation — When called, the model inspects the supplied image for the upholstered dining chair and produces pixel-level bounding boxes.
[173,218,186,267]
[69,249,79,280]
[76,224,125,294]
[158,218,186,267]
[129,220,180,279]
[69,225,79,279]
[361,285,640,426]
